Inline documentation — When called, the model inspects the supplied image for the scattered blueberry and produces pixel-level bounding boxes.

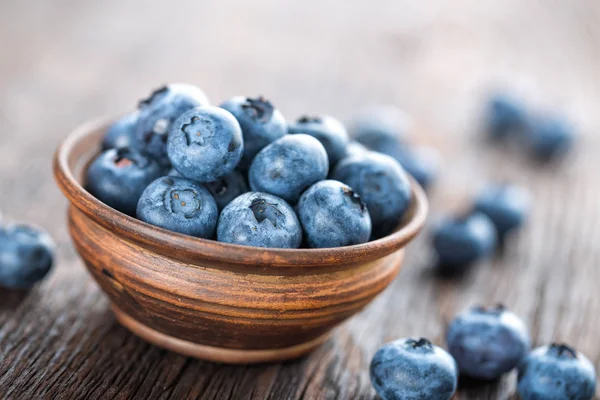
[204,169,249,211]
[485,93,529,140]
[526,116,575,161]
[351,105,411,147]
[137,177,218,238]
[332,152,411,238]
[86,147,166,216]
[446,304,530,380]
[370,338,458,400]
[217,192,302,249]
[431,212,497,272]
[474,184,530,240]
[297,180,371,248]
[220,96,287,169]
[0,224,55,289]
[518,344,596,400]
[249,134,328,204]
[393,145,440,190]
[167,106,243,182]
[135,83,209,165]
[288,115,349,165]
[102,111,138,150]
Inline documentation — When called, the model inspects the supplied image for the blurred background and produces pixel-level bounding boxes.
[1,1,600,398]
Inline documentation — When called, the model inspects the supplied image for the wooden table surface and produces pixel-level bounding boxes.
[1,1,600,399]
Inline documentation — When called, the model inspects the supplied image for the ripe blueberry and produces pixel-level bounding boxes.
[474,184,530,240]
[102,111,138,150]
[288,115,349,165]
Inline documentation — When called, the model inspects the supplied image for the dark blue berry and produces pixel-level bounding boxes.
[474,184,530,240]
[220,96,287,169]
[86,147,166,216]
[204,169,249,211]
[136,177,218,238]
[486,93,529,139]
[249,134,328,204]
[370,338,458,400]
[288,115,349,165]
[135,84,209,165]
[431,212,497,272]
[446,304,530,380]
[217,192,302,249]
[527,116,575,161]
[297,180,371,248]
[167,106,243,182]
[332,152,411,238]
[102,111,138,150]
[0,224,55,289]
[518,344,596,400]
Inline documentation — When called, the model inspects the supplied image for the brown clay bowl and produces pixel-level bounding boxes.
[53,117,428,364]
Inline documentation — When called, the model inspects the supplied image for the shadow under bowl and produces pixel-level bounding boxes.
[53,117,428,364]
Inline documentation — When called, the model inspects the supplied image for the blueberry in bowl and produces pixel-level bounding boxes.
[370,337,458,400]
[248,134,329,204]
[220,96,287,170]
[54,107,427,363]
[203,169,249,212]
[102,111,138,150]
[0,223,55,289]
[288,115,349,165]
[446,304,530,380]
[167,106,244,182]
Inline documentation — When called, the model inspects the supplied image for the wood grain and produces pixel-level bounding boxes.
[1,0,600,398]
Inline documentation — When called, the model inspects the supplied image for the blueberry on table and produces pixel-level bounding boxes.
[204,169,249,211]
[0,224,55,289]
[220,96,287,169]
[167,106,243,182]
[102,111,138,150]
[431,212,497,272]
[518,344,596,400]
[288,115,349,165]
[527,116,575,161]
[446,304,530,380]
[137,177,218,238]
[86,147,166,216]
[370,338,458,400]
[332,152,411,238]
[351,105,411,149]
[297,180,371,248]
[485,93,529,140]
[474,184,530,240]
[393,145,440,190]
[217,192,302,249]
[134,83,210,165]
[249,134,328,204]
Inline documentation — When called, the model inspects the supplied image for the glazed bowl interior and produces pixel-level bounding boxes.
[55,117,429,271]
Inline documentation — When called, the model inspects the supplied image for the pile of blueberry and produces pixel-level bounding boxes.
[0,212,55,289]
[371,304,596,400]
[89,83,436,248]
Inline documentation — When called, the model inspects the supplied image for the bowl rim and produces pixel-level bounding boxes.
[54,116,428,268]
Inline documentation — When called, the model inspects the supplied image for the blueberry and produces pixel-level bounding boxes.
[370,338,458,400]
[446,304,530,380]
[220,96,287,169]
[86,147,166,216]
[431,212,497,272]
[217,192,302,249]
[135,84,209,165]
[288,115,349,165]
[137,177,218,238]
[102,111,138,150]
[0,224,55,289]
[351,105,411,147]
[485,93,529,139]
[474,184,530,240]
[204,169,249,211]
[297,180,371,248]
[167,106,243,182]
[527,116,575,161]
[518,344,596,400]
[393,145,441,190]
[249,134,328,204]
[332,152,411,238]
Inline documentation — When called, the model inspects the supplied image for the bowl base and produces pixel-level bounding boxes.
[111,304,331,364]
